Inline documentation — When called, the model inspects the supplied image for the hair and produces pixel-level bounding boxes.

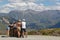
[13,22,16,24]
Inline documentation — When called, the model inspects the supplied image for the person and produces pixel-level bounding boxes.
[8,23,14,37]
[5,23,14,37]
[21,19,27,38]
[2,17,10,37]
[6,25,10,37]
[13,22,17,31]
[13,22,18,37]
[16,19,22,38]
[3,17,14,37]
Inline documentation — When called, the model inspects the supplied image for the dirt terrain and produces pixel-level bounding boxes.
[0,35,60,40]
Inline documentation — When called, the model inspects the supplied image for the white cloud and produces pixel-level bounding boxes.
[8,0,60,4]
[56,2,60,5]
[36,0,59,2]
[0,0,3,2]
[0,2,46,13]
[1,2,60,13]
[45,6,60,10]
[0,7,11,13]
[8,0,36,3]
[0,0,60,13]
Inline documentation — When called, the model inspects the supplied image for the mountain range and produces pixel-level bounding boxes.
[0,9,60,30]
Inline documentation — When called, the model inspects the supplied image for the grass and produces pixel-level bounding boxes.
[28,28,60,36]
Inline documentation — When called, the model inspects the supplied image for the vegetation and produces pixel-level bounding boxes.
[28,28,60,36]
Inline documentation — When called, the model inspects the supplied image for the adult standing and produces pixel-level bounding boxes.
[16,20,22,38]
[22,19,27,38]
[2,17,14,37]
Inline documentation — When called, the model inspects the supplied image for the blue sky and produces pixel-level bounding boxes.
[0,0,8,6]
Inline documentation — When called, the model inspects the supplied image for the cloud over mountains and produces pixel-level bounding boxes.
[0,0,60,13]
[0,2,46,13]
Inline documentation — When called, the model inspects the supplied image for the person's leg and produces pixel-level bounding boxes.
[17,31,20,37]
[6,27,10,37]
[20,28,22,37]
[24,29,27,38]
[22,31,24,38]
[13,28,17,37]
[6,30,9,37]
[17,27,21,38]
[25,32,27,38]
[22,29,24,38]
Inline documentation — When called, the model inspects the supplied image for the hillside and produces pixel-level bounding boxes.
[0,10,60,30]
[49,22,60,28]
[28,28,60,36]
[8,10,60,29]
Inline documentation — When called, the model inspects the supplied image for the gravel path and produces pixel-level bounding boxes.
[0,35,60,40]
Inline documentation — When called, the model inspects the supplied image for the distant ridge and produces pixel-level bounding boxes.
[0,10,60,30]
[49,22,60,28]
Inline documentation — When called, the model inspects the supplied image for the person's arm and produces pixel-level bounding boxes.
[2,17,10,25]
[21,22,22,28]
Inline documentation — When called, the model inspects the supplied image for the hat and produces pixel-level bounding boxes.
[22,19,25,21]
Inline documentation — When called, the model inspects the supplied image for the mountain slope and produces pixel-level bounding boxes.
[49,22,60,28]
[7,10,60,29]
[0,10,60,30]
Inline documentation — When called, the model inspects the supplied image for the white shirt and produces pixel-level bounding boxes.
[22,21,26,29]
